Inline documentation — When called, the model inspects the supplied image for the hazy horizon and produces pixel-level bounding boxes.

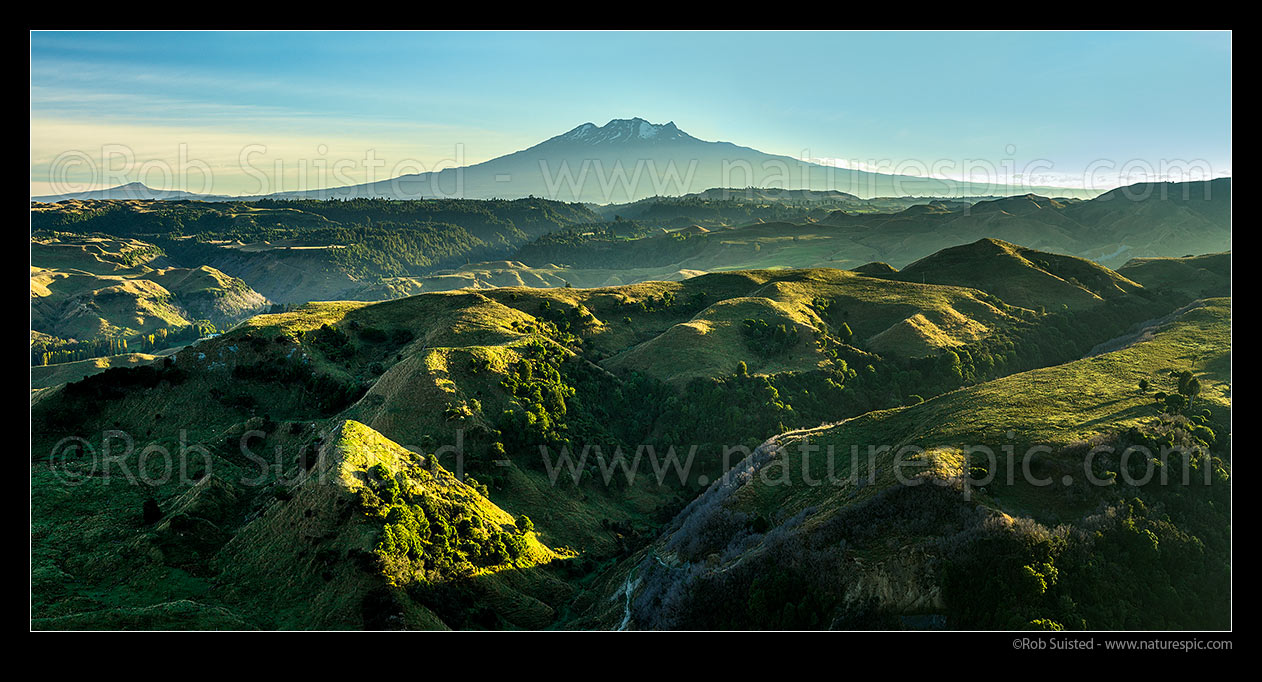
[31,31,1232,197]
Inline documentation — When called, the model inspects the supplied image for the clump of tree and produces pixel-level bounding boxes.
[941,415,1229,630]
[231,356,366,416]
[740,318,798,357]
[622,290,678,314]
[496,339,580,464]
[356,464,535,586]
[811,296,854,344]
[307,324,354,362]
[1147,370,1203,415]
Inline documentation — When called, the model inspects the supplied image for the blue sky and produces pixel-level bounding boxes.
[31,30,1231,195]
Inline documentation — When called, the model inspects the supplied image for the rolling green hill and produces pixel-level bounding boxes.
[892,238,1143,312]
[590,298,1229,631]
[602,268,1018,385]
[29,238,1229,630]
[512,179,1230,280]
[31,234,268,368]
[31,197,603,304]
[213,419,567,629]
[1116,252,1231,299]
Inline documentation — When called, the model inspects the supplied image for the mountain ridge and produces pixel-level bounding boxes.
[33,118,1108,204]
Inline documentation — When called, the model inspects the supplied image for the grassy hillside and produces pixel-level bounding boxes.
[591,298,1229,630]
[1064,179,1231,263]
[30,351,172,391]
[31,233,268,366]
[602,268,1018,385]
[1117,252,1231,299]
[31,234,167,274]
[892,238,1143,312]
[29,238,1228,630]
[214,420,567,629]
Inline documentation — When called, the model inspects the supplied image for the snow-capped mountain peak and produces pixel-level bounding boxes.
[556,118,693,145]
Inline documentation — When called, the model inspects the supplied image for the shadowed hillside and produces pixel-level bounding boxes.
[511,180,1230,282]
[892,238,1143,312]
[1117,252,1231,299]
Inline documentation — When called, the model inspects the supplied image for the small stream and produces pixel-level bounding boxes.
[616,571,640,631]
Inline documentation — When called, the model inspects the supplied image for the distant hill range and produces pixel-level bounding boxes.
[31,181,236,203]
[33,118,1111,204]
[30,178,1231,315]
[513,178,1232,273]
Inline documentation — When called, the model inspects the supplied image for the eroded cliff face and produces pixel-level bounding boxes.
[840,548,944,614]
[576,418,1001,631]
[605,528,951,631]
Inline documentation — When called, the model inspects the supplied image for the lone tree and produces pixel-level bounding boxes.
[1138,378,1149,392]
[838,322,854,344]
[1180,376,1202,400]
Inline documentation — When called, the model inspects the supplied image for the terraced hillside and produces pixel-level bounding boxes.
[29,240,1229,629]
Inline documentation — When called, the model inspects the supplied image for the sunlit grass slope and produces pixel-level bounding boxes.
[216,420,566,629]
[603,268,1017,384]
